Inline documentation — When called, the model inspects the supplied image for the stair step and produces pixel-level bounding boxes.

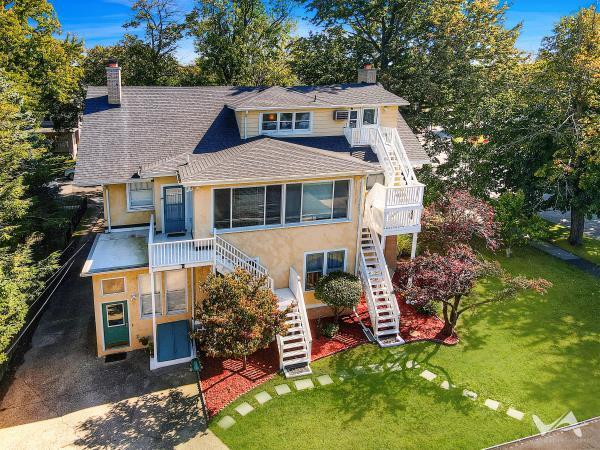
[284,326,303,334]
[283,342,306,351]
[282,357,310,367]
[282,349,309,359]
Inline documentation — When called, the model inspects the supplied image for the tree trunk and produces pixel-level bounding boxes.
[505,247,512,258]
[441,296,462,335]
[568,208,585,246]
[243,354,247,370]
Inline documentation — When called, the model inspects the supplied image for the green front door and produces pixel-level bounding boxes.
[102,301,129,349]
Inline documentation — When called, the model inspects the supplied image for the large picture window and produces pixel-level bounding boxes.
[127,181,154,210]
[260,112,312,134]
[305,249,346,291]
[214,180,350,230]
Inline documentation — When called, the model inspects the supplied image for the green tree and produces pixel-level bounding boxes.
[0,0,84,129]
[314,271,362,324]
[193,268,288,369]
[186,0,297,85]
[0,77,59,363]
[494,192,548,257]
[83,0,185,86]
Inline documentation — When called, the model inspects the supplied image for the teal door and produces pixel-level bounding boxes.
[164,186,185,234]
[102,301,129,349]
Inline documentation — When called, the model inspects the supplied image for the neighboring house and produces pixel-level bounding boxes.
[37,119,80,159]
[76,61,428,376]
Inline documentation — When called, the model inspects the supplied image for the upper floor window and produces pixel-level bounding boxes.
[127,181,154,211]
[214,180,350,231]
[260,112,311,134]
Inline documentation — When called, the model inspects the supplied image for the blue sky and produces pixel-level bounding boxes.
[51,0,595,64]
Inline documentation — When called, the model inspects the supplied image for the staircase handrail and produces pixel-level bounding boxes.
[368,224,401,320]
[388,127,419,184]
[289,267,312,360]
[358,251,377,329]
[214,233,275,291]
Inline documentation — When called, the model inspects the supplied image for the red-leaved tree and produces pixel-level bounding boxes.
[397,245,551,335]
[421,190,500,252]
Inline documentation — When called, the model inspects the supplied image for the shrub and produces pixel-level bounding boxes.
[318,320,340,339]
[415,302,437,316]
[397,234,413,259]
[315,271,362,324]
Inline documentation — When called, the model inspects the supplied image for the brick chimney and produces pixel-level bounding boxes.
[357,63,377,84]
[106,58,122,105]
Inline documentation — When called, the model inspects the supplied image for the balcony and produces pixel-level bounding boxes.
[343,126,376,147]
[365,183,424,236]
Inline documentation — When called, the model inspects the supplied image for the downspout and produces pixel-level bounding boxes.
[150,268,157,368]
[104,185,112,232]
[243,110,248,140]
[354,176,366,275]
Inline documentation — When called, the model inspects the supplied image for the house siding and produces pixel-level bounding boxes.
[91,266,210,357]
[192,175,364,306]
[237,106,399,139]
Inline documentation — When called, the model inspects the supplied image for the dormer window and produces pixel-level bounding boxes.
[260,112,312,135]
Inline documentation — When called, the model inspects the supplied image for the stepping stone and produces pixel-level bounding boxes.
[463,389,478,400]
[440,380,450,390]
[387,362,403,372]
[275,384,291,395]
[317,374,334,386]
[420,370,437,381]
[353,366,368,374]
[338,371,352,382]
[507,407,524,420]
[254,391,272,405]
[235,402,254,416]
[294,378,314,390]
[484,399,500,410]
[369,364,384,373]
[406,360,420,369]
[217,415,236,430]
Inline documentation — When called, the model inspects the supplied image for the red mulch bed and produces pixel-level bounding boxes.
[201,271,456,415]
[200,312,368,416]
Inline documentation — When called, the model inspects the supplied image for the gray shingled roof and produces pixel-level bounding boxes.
[178,138,381,184]
[226,83,409,110]
[75,85,427,186]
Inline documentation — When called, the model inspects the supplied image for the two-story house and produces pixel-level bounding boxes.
[76,61,428,376]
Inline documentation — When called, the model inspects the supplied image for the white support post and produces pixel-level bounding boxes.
[150,268,157,366]
[411,232,418,259]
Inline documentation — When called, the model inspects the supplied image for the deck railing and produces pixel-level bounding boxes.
[289,267,311,360]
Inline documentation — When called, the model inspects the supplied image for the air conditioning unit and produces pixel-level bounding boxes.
[333,110,349,121]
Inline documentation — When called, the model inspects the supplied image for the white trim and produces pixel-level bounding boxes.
[100,277,126,296]
[150,351,194,370]
[258,111,313,136]
[126,180,155,212]
[104,185,112,232]
[229,102,405,112]
[211,179,352,233]
[302,248,348,292]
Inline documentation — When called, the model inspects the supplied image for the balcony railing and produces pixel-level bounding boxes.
[343,126,375,147]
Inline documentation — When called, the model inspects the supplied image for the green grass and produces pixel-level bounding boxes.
[544,220,600,265]
[210,247,600,450]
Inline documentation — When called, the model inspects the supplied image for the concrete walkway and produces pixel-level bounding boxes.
[539,210,600,239]
[0,198,227,449]
[531,241,600,278]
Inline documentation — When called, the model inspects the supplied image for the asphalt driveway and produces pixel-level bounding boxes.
[0,200,226,449]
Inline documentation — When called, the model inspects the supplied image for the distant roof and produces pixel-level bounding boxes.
[226,83,409,110]
[75,85,427,186]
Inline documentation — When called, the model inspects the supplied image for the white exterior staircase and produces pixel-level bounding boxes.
[358,225,404,347]
[275,268,312,378]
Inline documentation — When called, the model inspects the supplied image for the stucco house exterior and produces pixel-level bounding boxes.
[75,61,428,376]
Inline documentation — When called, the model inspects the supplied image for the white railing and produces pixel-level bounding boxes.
[150,238,214,268]
[385,183,425,207]
[343,126,374,147]
[358,252,377,332]
[215,234,274,291]
[364,183,423,235]
[289,267,312,361]
[369,224,401,327]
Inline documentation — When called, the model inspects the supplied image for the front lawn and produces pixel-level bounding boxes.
[544,220,600,265]
[210,247,600,449]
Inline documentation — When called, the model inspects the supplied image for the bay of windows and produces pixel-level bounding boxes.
[260,112,311,134]
[214,180,350,230]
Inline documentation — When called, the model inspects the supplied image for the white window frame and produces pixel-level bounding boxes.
[303,248,347,291]
[259,111,313,135]
[138,273,163,319]
[126,180,155,212]
[347,107,379,128]
[212,179,352,233]
[101,277,126,296]
[165,269,188,315]
[104,301,127,328]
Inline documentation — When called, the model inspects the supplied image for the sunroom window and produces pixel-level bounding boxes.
[128,181,154,210]
[260,112,311,134]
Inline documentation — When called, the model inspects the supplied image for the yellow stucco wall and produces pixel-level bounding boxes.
[192,176,365,305]
[92,266,208,357]
[235,106,398,139]
[105,176,178,231]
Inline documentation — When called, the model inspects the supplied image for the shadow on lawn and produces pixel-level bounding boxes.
[457,247,600,413]
[329,344,476,424]
[74,389,206,449]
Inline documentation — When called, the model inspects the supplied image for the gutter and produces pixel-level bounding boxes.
[104,185,112,232]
